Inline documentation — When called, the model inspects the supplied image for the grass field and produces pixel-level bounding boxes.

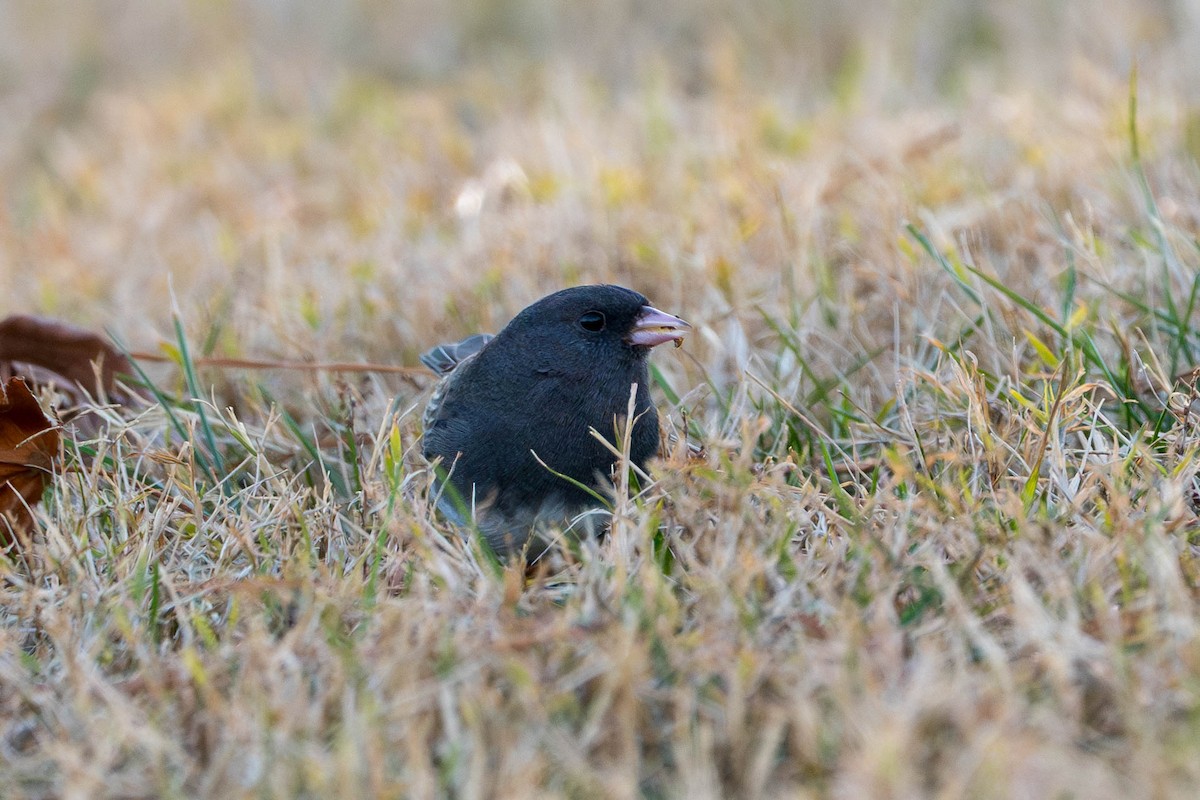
[4,1,1200,797]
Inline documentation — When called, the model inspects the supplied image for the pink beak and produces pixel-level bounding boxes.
[626,305,691,348]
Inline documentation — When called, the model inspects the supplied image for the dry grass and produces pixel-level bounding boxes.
[4,1,1200,797]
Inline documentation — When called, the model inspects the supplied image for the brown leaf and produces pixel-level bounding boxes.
[0,314,139,403]
[0,377,61,546]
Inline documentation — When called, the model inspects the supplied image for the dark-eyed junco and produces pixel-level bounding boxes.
[421,285,689,555]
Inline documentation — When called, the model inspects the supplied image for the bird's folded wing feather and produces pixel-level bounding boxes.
[419,333,494,375]
[421,333,494,437]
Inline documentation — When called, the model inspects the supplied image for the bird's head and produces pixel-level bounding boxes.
[503,285,690,363]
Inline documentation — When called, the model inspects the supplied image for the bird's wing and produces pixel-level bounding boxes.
[419,333,494,375]
[421,335,496,439]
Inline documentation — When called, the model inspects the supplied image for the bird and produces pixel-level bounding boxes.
[420,285,690,555]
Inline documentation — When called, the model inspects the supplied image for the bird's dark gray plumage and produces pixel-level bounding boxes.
[420,285,689,555]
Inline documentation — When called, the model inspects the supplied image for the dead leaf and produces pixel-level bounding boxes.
[0,314,139,402]
[0,377,60,546]
[0,314,145,440]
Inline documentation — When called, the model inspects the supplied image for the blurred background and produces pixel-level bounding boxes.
[0,0,1197,405]
[3,1,1195,116]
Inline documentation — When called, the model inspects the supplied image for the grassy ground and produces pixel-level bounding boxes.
[4,1,1200,797]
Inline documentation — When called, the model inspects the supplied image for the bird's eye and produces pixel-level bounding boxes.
[578,311,606,332]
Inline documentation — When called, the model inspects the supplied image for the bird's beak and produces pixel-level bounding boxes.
[626,305,691,349]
